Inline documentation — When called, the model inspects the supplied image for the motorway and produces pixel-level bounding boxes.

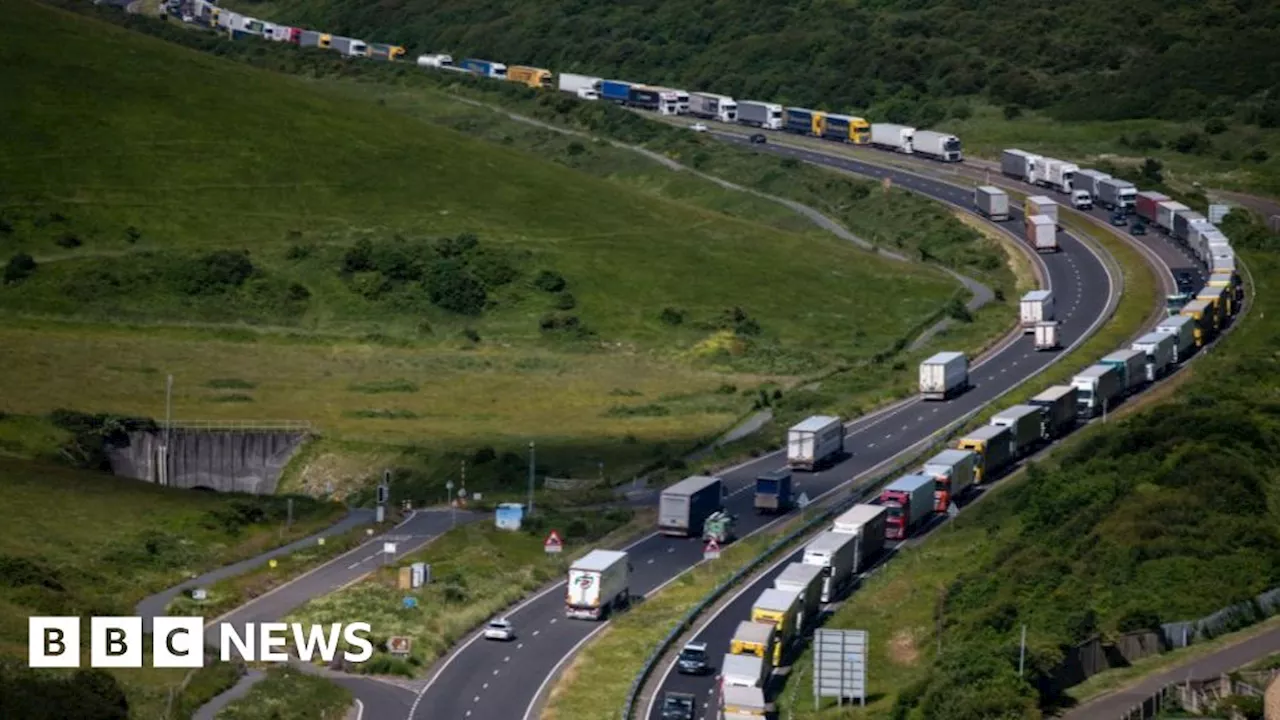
[644,141,1207,719]
[398,143,1117,720]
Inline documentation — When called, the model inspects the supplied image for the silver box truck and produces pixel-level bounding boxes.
[1131,332,1176,382]
[738,101,783,130]
[720,650,769,688]
[991,405,1046,456]
[1097,178,1137,212]
[870,123,915,153]
[829,504,887,572]
[1155,315,1196,363]
[912,130,962,162]
[1020,289,1055,332]
[565,549,630,620]
[659,475,723,536]
[330,36,368,57]
[974,186,1010,221]
[1034,321,1061,351]
[1101,349,1149,393]
[1001,148,1041,183]
[773,562,824,631]
[786,415,844,470]
[1039,158,1078,193]
[921,449,977,513]
[689,91,737,122]
[1074,169,1111,199]
[802,531,858,603]
[1072,364,1124,418]
[1026,214,1058,252]
[919,351,969,400]
[1028,385,1078,439]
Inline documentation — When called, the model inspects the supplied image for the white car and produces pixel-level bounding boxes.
[690,123,708,132]
[483,619,515,641]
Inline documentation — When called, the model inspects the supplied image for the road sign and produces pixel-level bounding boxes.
[387,636,412,656]
[411,561,429,588]
[377,483,388,505]
[268,559,278,569]
[814,629,868,706]
[797,492,811,508]
[544,530,563,553]
[1208,203,1230,224]
[703,538,721,560]
[318,537,325,546]
[383,542,397,555]
[458,488,467,498]
[402,597,418,610]
[473,492,483,501]
[191,588,207,601]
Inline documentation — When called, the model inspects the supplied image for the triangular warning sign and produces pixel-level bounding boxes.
[704,537,720,554]
[544,530,563,548]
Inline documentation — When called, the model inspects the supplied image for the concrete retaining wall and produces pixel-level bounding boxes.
[108,429,308,494]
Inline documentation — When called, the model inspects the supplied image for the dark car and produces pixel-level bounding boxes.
[1109,211,1128,226]
[1129,220,1148,235]
[660,692,696,720]
[675,641,711,674]
[749,133,767,144]
[1174,270,1197,294]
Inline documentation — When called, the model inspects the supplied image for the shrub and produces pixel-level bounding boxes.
[553,291,577,310]
[1204,117,1228,135]
[659,307,685,326]
[3,253,37,285]
[719,306,762,336]
[124,226,141,243]
[533,269,567,293]
[435,232,478,259]
[55,233,82,249]
[175,250,255,295]
[426,262,486,315]
[341,238,374,274]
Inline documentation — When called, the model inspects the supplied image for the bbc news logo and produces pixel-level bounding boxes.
[29,617,374,668]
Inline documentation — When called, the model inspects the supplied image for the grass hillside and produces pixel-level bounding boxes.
[0,457,344,718]
[0,0,977,491]
[226,0,1280,195]
[776,212,1280,719]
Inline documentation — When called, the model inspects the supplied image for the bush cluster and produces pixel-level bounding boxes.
[339,233,529,317]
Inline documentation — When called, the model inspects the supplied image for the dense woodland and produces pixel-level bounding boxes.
[244,0,1280,125]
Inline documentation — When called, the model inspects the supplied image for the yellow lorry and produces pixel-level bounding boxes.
[1179,299,1215,346]
[1207,272,1239,316]
[751,588,800,666]
[729,620,775,660]
[506,65,553,89]
[1196,285,1229,327]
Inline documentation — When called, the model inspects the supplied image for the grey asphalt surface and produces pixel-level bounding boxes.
[403,142,1116,720]
[1061,625,1280,719]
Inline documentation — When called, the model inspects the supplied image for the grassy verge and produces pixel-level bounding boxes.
[165,523,377,619]
[542,513,809,720]
[286,506,653,675]
[774,239,1278,718]
[0,456,345,716]
[215,666,350,720]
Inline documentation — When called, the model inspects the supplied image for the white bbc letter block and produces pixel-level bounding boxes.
[29,617,80,668]
[91,617,143,668]
[153,617,205,668]
[258,622,289,662]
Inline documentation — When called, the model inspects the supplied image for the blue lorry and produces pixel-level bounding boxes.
[754,469,793,515]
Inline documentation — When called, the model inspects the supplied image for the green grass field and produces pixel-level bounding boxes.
[216,666,351,720]
[0,0,1004,493]
[0,456,345,717]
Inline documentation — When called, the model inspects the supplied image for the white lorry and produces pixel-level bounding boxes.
[911,130,962,162]
[786,415,844,471]
[1039,157,1078,193]
[802,531,858,603]
[829,504,887,572]
[737,101,783,130]
[1034,321,1061,351]
[557,72,601,100]
[1020,290,1055,332]
[919,351,969,400]
[564,549,630,620]
[869,123,915,153]
[1026,214,1058,252]
[689,92,737,122]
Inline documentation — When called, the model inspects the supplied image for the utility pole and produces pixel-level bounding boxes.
[163,374,173,487]
[528,441,536,517]
[1019,624,1027,677]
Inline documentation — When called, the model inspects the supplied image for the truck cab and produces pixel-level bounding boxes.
[1165,292,1192,316]
[753,468,792,514]
[1071,189,1092,210]
[660,692,696,720]
[703,510,737,544]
